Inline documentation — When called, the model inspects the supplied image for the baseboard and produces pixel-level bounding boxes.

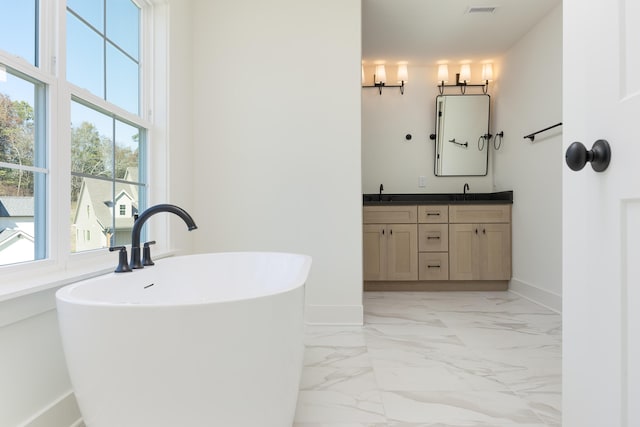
[305,304,363,325]
[509,278,562,313]
[19,391,83,427]
[364,280,509,292]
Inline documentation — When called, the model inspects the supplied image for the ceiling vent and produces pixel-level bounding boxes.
[466,6,498,14]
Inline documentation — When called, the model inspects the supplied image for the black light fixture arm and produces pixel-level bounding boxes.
[438,73,489,95]
[362,73,405,95]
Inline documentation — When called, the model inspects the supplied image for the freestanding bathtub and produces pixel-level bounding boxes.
[56,252,312,427]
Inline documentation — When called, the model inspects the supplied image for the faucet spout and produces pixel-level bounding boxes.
[130,204,197,269]
[463,183,470,200]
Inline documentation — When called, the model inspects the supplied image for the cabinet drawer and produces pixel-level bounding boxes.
[363,206,417,224]
[419,253,449,280]
[418,205,448,223]
[449,205,511,223]
[418,224,448,252]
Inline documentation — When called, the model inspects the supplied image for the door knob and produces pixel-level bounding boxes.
[565,139,611,172]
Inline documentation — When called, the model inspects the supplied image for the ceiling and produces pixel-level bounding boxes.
[362,0,561,66]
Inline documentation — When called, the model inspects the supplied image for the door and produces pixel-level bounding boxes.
[564,0,640,425]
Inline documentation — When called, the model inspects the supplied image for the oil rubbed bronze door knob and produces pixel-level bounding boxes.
[565,139,611,172]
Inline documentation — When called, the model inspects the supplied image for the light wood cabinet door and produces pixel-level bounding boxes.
[449,205,511,224]
[478,223,511,280]
[386,224,418,280]
[363,205,417,224]
[449,223,511,280]
[449,223,479,280]
[363,223,418,281]
[363,224,386,280]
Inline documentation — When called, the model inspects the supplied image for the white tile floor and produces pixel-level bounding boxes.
[294,291,561,427]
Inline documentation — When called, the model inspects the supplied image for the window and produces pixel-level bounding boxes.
[0,1,37,66]
[0,0,157,274]
[70,99,146,253]
[66,0,140,115]
[0,65,47,265]
[67,1,147,253]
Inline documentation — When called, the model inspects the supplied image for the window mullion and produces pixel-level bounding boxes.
[51,0,71,266]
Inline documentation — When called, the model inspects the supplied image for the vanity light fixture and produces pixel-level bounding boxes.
[437,64,449,83]
[437,62,492,95]
[362,63,407,95]
[459,64,471,83]
[482,63,494,82]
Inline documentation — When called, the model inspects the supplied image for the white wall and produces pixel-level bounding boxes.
[0,1,196,425]
[362,64,495,195]
[0,291,81,427]
[493,5,563,311]
[190,0,363,324]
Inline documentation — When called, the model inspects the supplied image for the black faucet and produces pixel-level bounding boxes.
[129,204,197,269]
[463,183,470,200]
[379,184,384,202]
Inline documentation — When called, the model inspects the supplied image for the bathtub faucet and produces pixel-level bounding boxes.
[130,204,198,269]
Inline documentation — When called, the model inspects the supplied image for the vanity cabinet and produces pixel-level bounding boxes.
[363,206,418,281]
[363,202,511,290]
[449,205,511,280]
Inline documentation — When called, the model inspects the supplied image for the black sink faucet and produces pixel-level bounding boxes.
[463,183,470,200]
[379,184,384,202]
[129,204,197,269]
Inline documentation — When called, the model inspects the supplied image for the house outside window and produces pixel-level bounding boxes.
[1,0,155,269]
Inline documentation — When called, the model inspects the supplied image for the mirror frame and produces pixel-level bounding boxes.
[433,94,490,177]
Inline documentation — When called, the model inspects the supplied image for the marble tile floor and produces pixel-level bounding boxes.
[294,291,561,427]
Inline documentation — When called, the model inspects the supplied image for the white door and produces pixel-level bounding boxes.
[564,0,640,426]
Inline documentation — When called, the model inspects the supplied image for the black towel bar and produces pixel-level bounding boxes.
[524,122,562,142]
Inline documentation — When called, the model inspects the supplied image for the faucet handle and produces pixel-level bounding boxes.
[142,241,156,266]
[109,246,132,273]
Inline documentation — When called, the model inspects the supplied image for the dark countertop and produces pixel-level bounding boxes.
[363,190,513,206]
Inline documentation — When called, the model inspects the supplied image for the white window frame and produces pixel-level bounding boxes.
[0,0,170,300]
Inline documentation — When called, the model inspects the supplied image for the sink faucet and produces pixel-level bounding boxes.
[379,184,384,202]
[130,204,197,269]
[463,183,470,200]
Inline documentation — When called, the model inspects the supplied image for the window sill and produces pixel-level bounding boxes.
[0,249,181,303]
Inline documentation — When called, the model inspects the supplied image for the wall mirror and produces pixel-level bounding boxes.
[434,94,490,176]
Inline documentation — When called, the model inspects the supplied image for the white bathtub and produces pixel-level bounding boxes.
[56,252,312,427]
